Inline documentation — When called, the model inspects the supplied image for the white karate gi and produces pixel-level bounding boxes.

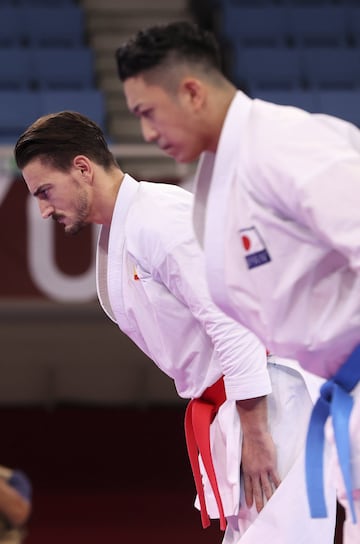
[96,174,336,542]
[193,91,360,541]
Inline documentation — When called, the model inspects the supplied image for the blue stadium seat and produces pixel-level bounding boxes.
[232,47,303,91]
[40,90,106,130]
[217,0,273,5]
[0,48,32,89]
[31,48,95,89]
[280,0,342,4]
[22,6,85,47]
[0,8,23,46]
[18,0,75,4]
[220,5,290,47]
[0,91,42,142]
[317,90,360,127]
[302,47,360,89]
[347,6,360,46]
[288,6,348,47]
[254,89,319,113]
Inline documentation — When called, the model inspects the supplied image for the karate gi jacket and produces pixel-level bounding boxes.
[194,91,360,379]
[97,174,270,401]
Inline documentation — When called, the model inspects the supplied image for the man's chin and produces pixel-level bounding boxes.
[170,148,200,164]
[64,222,88,236]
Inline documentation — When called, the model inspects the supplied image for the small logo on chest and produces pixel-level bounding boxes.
[133,266,140,280]
[240,227,271,269]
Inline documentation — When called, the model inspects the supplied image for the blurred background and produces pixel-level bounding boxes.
[0,0,355,541]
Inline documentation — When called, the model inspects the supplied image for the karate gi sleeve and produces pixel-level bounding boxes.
[152,235,271,401]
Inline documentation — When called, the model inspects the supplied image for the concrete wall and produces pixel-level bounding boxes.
[0,300,184,407]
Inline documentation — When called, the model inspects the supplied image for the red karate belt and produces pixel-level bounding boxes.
[184,377,227,531]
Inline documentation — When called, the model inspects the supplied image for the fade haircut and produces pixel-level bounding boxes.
[116,21,222,82]
[15,111,118,172]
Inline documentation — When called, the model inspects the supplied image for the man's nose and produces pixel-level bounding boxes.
[38,200,54,219]
[141,119,158,143]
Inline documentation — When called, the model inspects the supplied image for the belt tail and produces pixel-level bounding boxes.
[185,398,227,531]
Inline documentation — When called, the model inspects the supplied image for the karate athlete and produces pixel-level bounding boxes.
[15,111,336,544]
[116,20,360,543]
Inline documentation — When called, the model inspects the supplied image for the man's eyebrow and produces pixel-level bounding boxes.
[33,184,47,197]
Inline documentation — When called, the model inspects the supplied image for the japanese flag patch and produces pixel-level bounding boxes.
[240,227,271,269]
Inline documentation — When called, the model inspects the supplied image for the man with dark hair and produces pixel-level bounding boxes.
[15,111,335,544]
[116,20,360,543]
[116,21,230,165]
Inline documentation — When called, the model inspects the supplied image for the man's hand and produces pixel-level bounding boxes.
[237,396,281,512]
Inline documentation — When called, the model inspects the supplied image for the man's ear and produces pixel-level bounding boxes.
[181,78,206,111]
[73,155,93,183]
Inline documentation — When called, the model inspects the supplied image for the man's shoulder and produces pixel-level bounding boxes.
[126,181,196,262]
[134,180,194,222]
[138,180,193,202]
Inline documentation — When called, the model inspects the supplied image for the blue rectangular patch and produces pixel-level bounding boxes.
[245,250,271,269]
[240,227,271,270]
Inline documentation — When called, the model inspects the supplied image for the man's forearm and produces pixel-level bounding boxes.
[236,395,269,435]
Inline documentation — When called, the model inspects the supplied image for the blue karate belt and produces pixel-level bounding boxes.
[305,344,360,523]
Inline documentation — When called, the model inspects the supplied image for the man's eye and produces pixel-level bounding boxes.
[141,109,153,119]
[39,189,48,199]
